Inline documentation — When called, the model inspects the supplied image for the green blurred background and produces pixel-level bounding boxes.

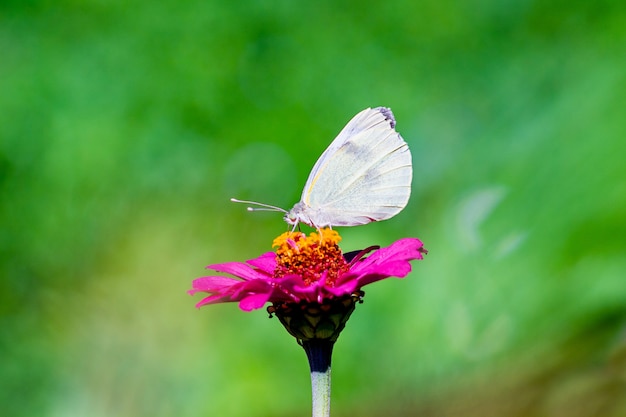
[2,1,626,416]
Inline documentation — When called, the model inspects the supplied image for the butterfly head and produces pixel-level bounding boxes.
[284,212,297,226]
[285,202,307,228]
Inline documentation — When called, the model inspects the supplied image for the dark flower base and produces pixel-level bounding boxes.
[268,291,364,373]
[267,291,365,343]
[301,338,335,373]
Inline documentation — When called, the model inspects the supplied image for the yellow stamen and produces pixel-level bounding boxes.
[273,228,349,286]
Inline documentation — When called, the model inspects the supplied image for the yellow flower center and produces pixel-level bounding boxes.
[272,228,349,286]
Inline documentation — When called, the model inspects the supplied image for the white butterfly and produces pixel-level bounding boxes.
[232,107,412,229]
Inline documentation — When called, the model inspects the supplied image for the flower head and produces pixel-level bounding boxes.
[189,228,426,313]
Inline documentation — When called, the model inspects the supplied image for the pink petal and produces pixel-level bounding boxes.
[246,252,277,274]
[231,279,273,298]
[239,293,272,311]
[335,238,425,289]
[206,261,270,281]
[328,280,359,296]
[189,276,242,294]
[348,238,424,276]
[195,293,232,308]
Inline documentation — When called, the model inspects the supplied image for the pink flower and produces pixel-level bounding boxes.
[188,229,427,312]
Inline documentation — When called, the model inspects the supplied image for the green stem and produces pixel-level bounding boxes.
[301,340,334,417]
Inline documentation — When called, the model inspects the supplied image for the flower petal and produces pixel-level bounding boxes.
[328,279,359,296]
[337,238,425,288]
[206,261,271,281]
[188,276,243,295]
[347,238,423,274]
[195,293,233,308]
[245,252,277,274]
[239,293,273,311]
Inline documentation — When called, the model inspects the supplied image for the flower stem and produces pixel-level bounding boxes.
[302,339,334,417]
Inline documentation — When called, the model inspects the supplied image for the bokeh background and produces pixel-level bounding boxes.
[2,1,626,416]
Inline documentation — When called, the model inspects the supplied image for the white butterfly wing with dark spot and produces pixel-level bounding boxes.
[293,107,412,227]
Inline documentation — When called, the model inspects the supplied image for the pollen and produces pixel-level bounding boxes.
[273,228,349,286]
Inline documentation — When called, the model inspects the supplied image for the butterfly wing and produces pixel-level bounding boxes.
[298,107,412,227]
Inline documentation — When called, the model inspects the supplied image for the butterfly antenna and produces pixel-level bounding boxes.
[230,198,288,213]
